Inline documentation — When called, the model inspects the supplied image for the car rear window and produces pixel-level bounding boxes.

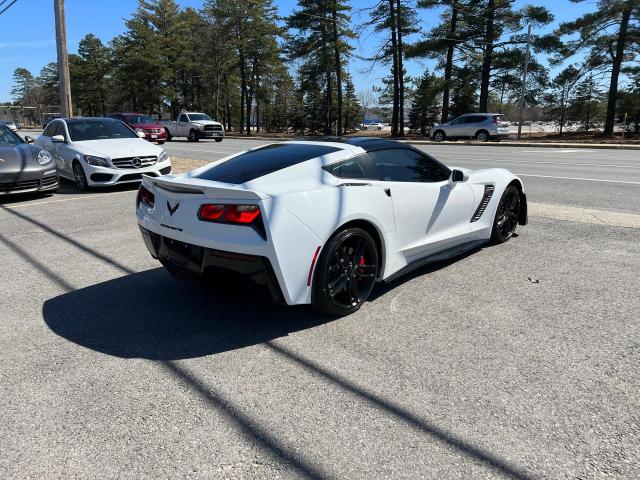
[195,143,340,184]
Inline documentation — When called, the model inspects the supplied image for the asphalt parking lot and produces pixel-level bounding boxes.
[1,138,639,478]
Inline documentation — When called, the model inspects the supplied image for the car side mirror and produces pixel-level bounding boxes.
[51,134,66,143]
[451,169,465,182]
[137,131,146,138]
[24,135,34,144]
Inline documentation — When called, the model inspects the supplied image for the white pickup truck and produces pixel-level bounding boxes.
[160,111,225,142]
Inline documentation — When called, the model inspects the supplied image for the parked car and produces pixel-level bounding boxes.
[431,113,510,142]
[0,125,58,195]
[107,112,167,144]
[363,122,384,131]
[137,138,527,316]
[42,114,61,130]
[160,111,224,142]
[35,117,171,191]
[0,120,18,132]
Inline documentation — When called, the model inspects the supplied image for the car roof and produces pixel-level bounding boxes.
[306,136,412,152]
[60,117,122,123]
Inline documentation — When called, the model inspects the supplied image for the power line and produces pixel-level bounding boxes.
[0,0,18,16]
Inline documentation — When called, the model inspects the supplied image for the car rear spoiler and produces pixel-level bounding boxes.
[143,175,267,201]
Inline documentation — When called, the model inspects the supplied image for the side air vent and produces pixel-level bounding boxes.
[470,185,495,222]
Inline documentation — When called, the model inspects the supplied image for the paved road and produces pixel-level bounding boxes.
[1,185,639,479]
[163,138,640,214]
[2,137,639,478]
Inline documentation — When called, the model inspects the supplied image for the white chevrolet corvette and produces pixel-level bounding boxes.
[137,138,527,315]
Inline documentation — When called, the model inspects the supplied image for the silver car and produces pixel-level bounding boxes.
[0,120,18,132]
[431,113,510,142]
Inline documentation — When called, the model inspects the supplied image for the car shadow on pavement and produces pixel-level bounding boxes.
[42,267,334,361]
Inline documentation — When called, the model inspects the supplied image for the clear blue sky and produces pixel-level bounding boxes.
[0,0,593,102]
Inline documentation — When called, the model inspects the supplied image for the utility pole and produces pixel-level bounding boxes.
[54,0,72,117]
[517,25,532,140]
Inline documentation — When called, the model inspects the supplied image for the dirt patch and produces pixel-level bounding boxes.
[170,156,211,174]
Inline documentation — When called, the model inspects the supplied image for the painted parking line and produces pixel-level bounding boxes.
[515,173,640,185]
[0,190,133,211]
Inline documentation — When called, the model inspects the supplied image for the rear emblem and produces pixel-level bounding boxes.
[132,157,142,168]
[167,201,180,216]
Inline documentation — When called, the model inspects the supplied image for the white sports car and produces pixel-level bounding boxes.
[137,138,527,315]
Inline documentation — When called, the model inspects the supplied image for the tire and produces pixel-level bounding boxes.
[215,138,223,142]
[312,227,379,316]
[157,141,165,145]
[72,161,89,192]
[476,130,490,142]
[165,128,172,141]
[188,129,199,142]
[491,185,520,243]
[433,130,446,142]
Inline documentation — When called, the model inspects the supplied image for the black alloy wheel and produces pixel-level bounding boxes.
[73,161,88,191]
[491,185,520,243]
[313,227,378,316]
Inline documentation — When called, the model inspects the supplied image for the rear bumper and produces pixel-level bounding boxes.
[140,226,285,303]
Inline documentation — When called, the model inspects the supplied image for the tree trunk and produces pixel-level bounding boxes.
[442,0,458,123]
[396,0,405,136]
[239,51,246,135]
[559,84,566,136]
[389,0,399,136]
[332,2,343,136]
[479,0,495,113]
[603,4,631,136]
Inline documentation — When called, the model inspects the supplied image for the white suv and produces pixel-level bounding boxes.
[431,113,510,142]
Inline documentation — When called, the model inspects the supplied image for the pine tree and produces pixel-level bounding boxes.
[409,71,442,135]
[554,0,639,135]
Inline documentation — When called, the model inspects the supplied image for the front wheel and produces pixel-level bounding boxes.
[188,129,199,142]
[491,185,520,243]
[215,138,223,142]
[433,130,446,142]
[312,227,379,316]
[165,129,172,141]
[73,161,89,191]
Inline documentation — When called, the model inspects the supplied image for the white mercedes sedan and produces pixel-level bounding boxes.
[36,117,171,191]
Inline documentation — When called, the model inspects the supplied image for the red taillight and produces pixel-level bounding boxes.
[198,204,225,221]
[198,204,261,225]
[224,205,261,224]
[137,184,155,208]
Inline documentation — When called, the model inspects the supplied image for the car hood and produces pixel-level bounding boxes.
[71,139,162,158]
[129,123,163,129]
[0,144,43,170]
[191,121,223,127]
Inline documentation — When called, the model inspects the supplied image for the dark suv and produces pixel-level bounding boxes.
[108,113,167,144]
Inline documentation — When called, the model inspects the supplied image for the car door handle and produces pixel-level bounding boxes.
[384,188,391,197]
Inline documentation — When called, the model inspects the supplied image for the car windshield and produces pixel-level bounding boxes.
[66,119,138,141]
[0,126,22,146]
[125,115,156,124]
[188,113,212,121]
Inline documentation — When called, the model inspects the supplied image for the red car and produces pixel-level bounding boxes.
[107,113,167,144]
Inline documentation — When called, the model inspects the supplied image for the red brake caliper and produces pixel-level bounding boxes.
[359,256,365,273]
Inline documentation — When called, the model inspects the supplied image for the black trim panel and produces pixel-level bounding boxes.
[140,227,284,303]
